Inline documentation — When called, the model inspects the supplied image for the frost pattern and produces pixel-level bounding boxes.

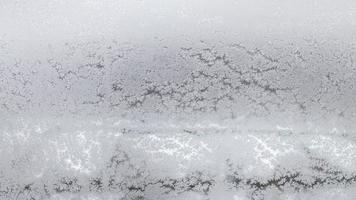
[2,0,356,199]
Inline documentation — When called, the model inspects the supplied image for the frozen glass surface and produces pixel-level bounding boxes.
[1,0,356,199]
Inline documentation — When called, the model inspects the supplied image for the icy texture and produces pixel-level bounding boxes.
[1,0,356,199]
[2,37,356,132]
[2,119,356,199]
